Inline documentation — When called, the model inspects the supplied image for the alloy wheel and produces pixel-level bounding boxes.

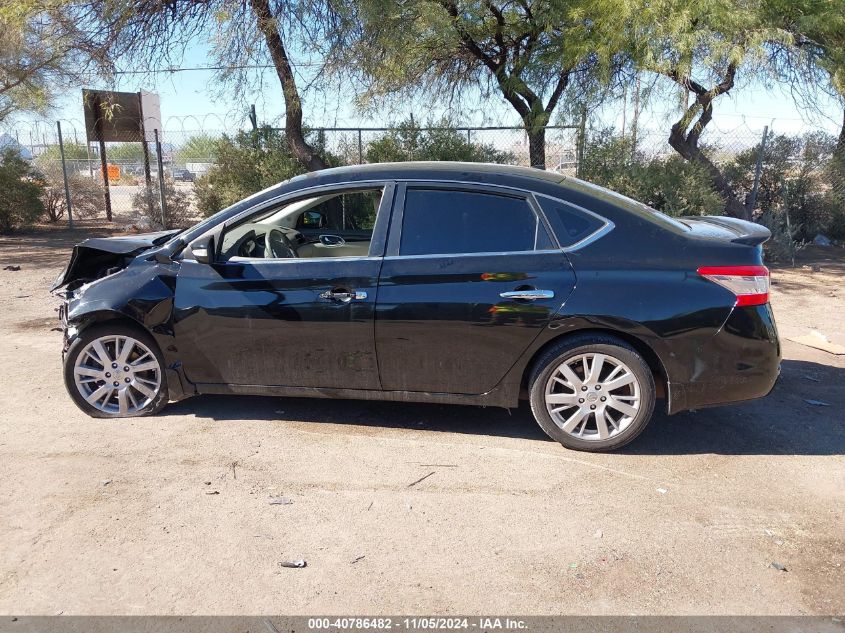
[544,353,641,441]
[73,334,162,415]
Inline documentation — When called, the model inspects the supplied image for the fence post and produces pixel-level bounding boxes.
[249,104,258,131]
[747,125,769,215]
[781,179,795,267]
[576,109,587,178]
[137,92,156,220]
[56,121,74,229]
[631,75,640,159]
[154,129,167,228]
[358,129,363,165]
[92,94,113,221]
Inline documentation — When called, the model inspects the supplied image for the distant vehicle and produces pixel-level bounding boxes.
[172,168,195,182]
[53,162,780,452]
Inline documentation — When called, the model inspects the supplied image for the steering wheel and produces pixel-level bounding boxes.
[265,228,299,259]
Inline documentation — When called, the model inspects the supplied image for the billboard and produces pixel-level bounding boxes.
[83,89,162,143]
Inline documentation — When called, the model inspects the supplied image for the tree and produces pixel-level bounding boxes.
[0,1,112,121]
[106,142,144,161]
[336,0,623,169]
[176,134,219,164]
[761,0,845,145]
[96,0,332,171]
[629,0,776,219]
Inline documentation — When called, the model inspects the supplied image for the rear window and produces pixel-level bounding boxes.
[563,178,690,232]
[400,189,550,256]
[536,196,607,247]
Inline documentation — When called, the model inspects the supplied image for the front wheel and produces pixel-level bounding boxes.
[64,324,168,418]
[529,335,655,452]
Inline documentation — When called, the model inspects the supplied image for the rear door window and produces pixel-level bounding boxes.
[399,188,551,256]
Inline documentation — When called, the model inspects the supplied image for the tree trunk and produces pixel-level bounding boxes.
[837,105,845,156]
[249,0,327,172]
[526,126,546,169]
[668,123,748,220]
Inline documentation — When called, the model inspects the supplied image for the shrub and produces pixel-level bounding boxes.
[819,149,845,241]
[195,126,310,217]
[35,164,103,222]
[724,134,802,213]
[0,148,44,233]
[366,118,514,164]
[723,131,845,241]
[580,130,724,216]
[132,180,191,229]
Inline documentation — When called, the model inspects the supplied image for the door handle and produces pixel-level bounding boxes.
[499,289,555,300]
[319,289,368,302]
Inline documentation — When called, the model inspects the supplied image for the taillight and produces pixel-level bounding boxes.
[697,265,769,307]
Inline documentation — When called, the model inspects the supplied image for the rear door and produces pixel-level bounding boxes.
[374,183,576,394]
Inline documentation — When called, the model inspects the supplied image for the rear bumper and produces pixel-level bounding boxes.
[667,303,780,413]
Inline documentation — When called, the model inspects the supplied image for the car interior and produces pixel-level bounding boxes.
[220,188,382,261]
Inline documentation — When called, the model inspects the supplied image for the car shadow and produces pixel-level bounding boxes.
[622,358,845,456]
[163,393,552,442]
[162,359,844,456]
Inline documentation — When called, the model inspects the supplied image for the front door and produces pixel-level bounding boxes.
[375,184,576,394]
[173,184,392,390]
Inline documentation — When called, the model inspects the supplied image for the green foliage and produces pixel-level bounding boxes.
[0,2,112,121]
[106,143,145,161]
[580,129,725,216]
[763,0,845,97]
[176,134,219,163]
[724,134,803,213]
[195,126,308,217]
[0,148,43,232]
[725,131,845,240]
[35,142,90,161]
[132,180,191,230]
[365,119,514,164]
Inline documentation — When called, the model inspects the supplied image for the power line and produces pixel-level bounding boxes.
[114,62,324,75]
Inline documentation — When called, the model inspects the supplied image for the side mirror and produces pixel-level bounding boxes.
[189,235,215,264]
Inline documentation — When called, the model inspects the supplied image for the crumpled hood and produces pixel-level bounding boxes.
[51,229,181,291]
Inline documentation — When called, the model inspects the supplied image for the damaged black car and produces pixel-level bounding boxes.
[54,162,780,452]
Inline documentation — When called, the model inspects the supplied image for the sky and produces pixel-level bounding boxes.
[8,36,844,148]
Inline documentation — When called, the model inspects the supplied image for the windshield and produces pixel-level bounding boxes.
[164,177,299,247]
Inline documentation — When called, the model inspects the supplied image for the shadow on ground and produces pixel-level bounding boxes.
[162,358,844,456]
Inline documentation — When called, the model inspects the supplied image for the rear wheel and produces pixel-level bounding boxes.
[64,324,168,418]
[529,335,655,452]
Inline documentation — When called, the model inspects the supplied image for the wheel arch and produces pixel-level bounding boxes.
[69,309,148,336]
[520,327,669,403]
[64,310,190,402]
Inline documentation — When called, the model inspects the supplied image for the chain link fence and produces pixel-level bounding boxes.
[2,118,843,245]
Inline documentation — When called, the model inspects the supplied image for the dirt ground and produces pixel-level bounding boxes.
[0,227,842,615]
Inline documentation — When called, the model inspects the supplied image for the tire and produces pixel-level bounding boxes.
[529,334,655,452]
[63,322,169,418]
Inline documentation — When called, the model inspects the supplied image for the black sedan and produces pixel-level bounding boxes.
[53,162,780,451]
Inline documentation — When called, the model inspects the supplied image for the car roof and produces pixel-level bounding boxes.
[289,161,567,184]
